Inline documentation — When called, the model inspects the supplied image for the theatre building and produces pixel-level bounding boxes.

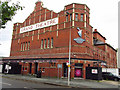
[3,1,117,79]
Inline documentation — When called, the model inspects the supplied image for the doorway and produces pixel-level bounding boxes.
[34,62,38,74]
[29,63,32,74]
[63,63,68,77]
[74,63,83,78]
[75,68,82,77]
[2,63,7,73]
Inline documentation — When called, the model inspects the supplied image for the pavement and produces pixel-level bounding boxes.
[1,74,120,89]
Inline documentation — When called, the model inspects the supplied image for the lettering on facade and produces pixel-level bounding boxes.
[20,17,58,33]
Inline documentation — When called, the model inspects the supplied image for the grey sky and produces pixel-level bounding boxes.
[0,0,119,57]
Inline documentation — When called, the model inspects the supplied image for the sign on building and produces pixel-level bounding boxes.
[20,17,58,33]
[92,69,98,74]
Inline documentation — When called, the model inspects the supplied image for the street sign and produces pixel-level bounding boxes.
[57,64,62,79]
[66,61,69,65]
[68,64,70,67]
[57,64,62,68]
[92,69,98,74]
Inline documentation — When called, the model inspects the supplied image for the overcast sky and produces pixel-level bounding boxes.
[0,0,119,57]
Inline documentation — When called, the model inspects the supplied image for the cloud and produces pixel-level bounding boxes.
[0,40,11,57]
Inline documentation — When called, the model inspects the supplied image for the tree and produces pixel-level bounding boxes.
[0,0,24,29]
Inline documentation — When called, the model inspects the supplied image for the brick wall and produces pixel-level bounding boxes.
[10,1,117,69]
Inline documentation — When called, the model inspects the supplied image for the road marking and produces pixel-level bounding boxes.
[24,87,28,88]
[0,82,12,86]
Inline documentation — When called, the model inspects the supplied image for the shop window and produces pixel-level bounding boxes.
[43,68,45,72]
[51,62,54,67]
[50,62,56,67]
[75,63,83,67]
[39,67,41,71]
[22,66,24,70]
[93,62,97,66]
[88,64,90,67]
[25,67,27,71]
[54,63,56,67]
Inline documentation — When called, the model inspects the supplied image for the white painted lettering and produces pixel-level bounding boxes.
[20,17,58,33]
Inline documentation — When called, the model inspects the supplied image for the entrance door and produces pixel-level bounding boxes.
[63,63,68,77]
[2,63,6,73]
[29,63,32,74]
[34,62,38,74]
[75,68,82,77]
[8,63,21,74]
[74,63,83,78]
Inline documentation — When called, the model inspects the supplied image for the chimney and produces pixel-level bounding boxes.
[35,0,43,7]
[94,29,97,32]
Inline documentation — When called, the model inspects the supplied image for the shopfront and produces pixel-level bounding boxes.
[74,63,83,78]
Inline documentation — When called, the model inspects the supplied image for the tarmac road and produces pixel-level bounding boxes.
[1,77,69,89]
[1,74,120,90]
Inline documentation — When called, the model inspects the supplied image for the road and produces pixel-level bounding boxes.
[1,74,120,90]
[1,77,69,89]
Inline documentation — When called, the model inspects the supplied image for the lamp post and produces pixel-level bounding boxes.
[66,11,71,86]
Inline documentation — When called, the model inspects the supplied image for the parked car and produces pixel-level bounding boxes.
[102,72,120,81]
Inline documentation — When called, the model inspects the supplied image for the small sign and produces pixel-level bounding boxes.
[66,61,69,66]
[68,64,70,67]
[57,64,62,68]
[92,69,98,74]
[75,69,81,77]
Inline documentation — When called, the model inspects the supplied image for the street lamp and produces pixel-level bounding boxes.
[66,11,71,86]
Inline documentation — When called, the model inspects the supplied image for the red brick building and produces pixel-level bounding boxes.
[3,1,117,79]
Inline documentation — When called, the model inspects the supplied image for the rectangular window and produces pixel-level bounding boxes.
[29,19,31,25]
[21,43,23,51]
[28,41,30,50]
[47,38,50,48]
[24,21,26,26]
[23,42,25,51]
[66,15,68,22]
[81,14,84,21]
[70,14,72,21]
[42,68,45,72]
[51,37,53,48]
[75,13,78,21]
[41,39,43,49]
[44,39,46,49]
[25,42,27,50]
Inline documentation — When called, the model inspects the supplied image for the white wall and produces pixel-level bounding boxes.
[0,65,2,73]
[102,68,119,76]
